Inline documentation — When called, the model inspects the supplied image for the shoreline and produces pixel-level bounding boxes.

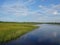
[0,22,39,43]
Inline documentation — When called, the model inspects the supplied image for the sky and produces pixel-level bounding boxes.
[0,0,60,22]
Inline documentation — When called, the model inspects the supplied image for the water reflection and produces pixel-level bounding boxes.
[2,24,60,45]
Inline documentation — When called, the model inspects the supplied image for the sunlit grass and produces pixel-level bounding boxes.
[0,22,38,42]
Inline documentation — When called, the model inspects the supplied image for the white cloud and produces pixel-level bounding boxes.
[0,0,60,22]
[0,0,36,17]
[39,5,43,8]
[0,2,30,17]
[38,4,60,15]
[1,3,60,16]
[53,11,58,15]
[37,4,60,22]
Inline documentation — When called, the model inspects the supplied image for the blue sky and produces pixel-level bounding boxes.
[0,0,60,22]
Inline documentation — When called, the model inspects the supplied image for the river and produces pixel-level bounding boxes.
[2,24,60,45]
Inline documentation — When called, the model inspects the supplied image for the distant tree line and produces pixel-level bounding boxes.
[0,21,60,24]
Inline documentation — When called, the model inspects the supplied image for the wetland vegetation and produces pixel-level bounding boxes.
[0,22,38,43]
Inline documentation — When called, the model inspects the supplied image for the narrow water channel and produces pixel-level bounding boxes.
[2,24,60,45]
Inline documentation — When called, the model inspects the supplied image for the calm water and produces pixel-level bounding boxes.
[1,24,60,45]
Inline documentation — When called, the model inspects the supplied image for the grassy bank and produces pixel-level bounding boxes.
[0,22,38,43]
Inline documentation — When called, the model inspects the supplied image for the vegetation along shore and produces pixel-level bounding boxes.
[0,22,39,43]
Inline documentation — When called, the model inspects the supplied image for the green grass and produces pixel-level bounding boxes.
[0,22,38,43]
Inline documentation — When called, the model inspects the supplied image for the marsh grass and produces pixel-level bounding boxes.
[0,22,38,43]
